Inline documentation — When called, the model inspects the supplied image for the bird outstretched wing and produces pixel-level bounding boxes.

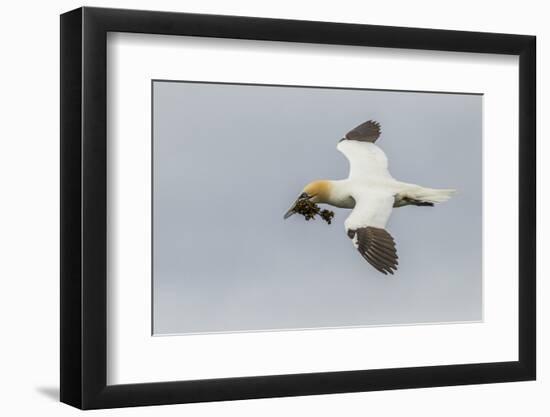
[345,191,398,275]
[337,120,392,180]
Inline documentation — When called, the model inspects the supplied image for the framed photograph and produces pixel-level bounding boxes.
[60,6,536,410]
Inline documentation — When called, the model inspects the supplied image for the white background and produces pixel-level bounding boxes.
[0,0,545,416]
[108,33,518,384]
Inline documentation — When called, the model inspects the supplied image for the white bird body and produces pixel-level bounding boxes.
[287,120,455,274]
[321,178,453,211]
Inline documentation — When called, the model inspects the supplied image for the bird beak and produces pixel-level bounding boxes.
[284,206,297,219]
[283,193,308,219]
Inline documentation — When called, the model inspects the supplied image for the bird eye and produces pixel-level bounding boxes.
[300,192,308,199]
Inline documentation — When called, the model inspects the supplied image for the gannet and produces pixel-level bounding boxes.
[284,120,455,275]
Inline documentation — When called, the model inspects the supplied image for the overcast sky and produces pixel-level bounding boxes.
[152,80,482,335]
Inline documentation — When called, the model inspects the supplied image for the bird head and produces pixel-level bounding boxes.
[283,180,331,219]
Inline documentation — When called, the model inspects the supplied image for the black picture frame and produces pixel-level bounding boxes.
[60,6,536,410]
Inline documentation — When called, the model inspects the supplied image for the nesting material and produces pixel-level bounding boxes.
[293,199,335,224]
[319,209,335,224]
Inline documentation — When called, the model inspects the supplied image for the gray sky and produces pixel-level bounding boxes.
[152,81,482,335]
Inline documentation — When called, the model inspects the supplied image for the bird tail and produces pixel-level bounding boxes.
[408,187,456,204]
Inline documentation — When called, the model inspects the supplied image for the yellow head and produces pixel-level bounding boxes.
[284,180,332,219]
[303,180,331,204]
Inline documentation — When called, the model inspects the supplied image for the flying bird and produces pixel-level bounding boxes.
[284,120,455,275]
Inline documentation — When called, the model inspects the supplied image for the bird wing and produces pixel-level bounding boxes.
[337,120,392,180]
[345,190,398,274]
[345,120,382,142]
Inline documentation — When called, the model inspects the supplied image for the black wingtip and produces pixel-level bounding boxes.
[350,226,399,275]
[344,120,382,143]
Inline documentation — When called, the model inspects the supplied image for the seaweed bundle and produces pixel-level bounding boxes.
[293,199,335,224]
